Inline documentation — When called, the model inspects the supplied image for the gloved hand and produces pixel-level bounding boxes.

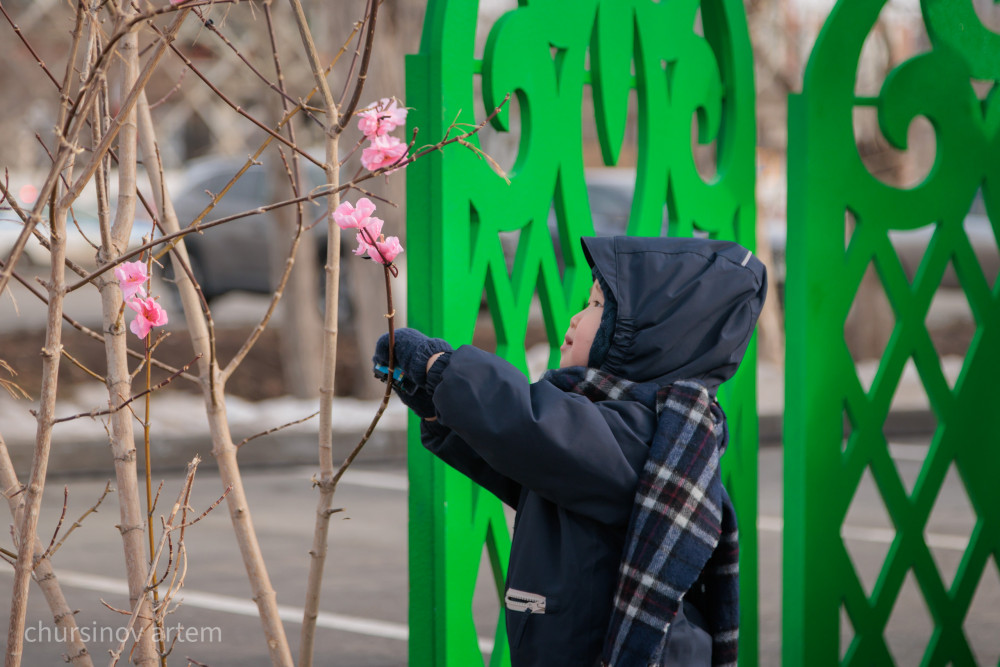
[394,386,437,419]
[373,328,452,418]
[373,328,452,389]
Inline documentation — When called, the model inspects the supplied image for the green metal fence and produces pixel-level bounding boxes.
[784,1,1000,664]
[405,0,759,664]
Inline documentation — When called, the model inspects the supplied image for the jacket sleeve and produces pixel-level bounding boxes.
[419,419,523,508]
[427,345,651,526]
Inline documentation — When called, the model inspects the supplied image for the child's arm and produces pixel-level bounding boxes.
[419,420,523,508]
[426,346,650,527]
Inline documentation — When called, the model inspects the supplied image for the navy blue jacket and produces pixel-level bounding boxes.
[422,344,655,665]
[419,236,767,666]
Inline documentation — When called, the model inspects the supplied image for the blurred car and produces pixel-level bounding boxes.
[165,154,329,301]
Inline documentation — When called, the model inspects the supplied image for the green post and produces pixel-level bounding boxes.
[785,1,1000,664]
[406,1,760,664]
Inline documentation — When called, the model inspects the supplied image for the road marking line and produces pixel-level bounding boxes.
[758,515,968,551]
[2,569,495,652]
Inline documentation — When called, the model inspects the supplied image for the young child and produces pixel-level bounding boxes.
[374,236,767,667]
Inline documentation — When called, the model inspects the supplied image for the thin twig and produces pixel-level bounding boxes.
[196,5,323,128]
[155,26,324,170]
[0,360,30,401]
[49,356,200,424]
[44,487,70,560]
[107,458,214,667]
[0,259,195,382]
[47,482,112,559]
[60,348,106,384]
[332,265,395,487]
[64,93,514,298]
[147,70,187,110]
[236,412,320,450]
[336,0,380,133]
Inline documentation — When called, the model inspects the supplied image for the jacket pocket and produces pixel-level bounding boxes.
[504,588,548,614]
[504,588,556,650]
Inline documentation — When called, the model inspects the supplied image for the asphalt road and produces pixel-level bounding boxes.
[0,444,997,666]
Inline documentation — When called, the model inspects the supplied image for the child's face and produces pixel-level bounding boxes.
[559,280,605,368]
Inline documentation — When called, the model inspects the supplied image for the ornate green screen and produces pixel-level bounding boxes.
[785,1,1000,664]
[406,0,759,664]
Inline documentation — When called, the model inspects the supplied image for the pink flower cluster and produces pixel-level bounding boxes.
[114,261,168,339]
[333,198,403,265]
[357,98,409,173]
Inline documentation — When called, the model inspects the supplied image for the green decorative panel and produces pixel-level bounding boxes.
[785,1,1000,665]
[406,0,758,664]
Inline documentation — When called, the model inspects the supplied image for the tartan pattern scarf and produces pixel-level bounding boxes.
[543,367,739,667]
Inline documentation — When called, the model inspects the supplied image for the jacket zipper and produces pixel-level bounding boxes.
[504,588,547,614]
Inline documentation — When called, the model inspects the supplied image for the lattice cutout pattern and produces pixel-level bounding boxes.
[786,1,1000,664]
[407,1,759,665]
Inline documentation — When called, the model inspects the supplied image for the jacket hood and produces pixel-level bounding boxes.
[581,236,767,392]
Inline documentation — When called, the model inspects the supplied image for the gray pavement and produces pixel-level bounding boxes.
[0,445,996,666]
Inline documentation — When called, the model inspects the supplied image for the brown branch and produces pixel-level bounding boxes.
[61,348,106,384]
[0,259,195,382]
[155,26,325,170]
[336,0,380,132]
[147,69,187,110]
[43,487,70,561]
[219,198,309,379]
[197,5,323,129]
[0,360,30,401]
[49,355,200,424]
[107,457,211,667]
[236,412,320,450]
[177,486,230,530]
[332,265,395,487]
[47,482,112,559]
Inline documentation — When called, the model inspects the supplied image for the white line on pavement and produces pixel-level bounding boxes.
[3,569,495,652]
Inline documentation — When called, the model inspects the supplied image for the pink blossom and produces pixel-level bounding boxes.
[353,217,385,257]
[357,98,408,138]
[361,135,409,172]
[333,198,377,229]
[368,236,404,264]
[115,261,148,300]
[127,297,169,339]
[356,216,384,246]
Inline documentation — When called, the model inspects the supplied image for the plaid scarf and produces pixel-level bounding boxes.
[543,367,739,667]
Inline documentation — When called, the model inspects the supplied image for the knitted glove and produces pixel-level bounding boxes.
[373,329,452,418]
[391,383,437,419]
[373,328,452,389]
